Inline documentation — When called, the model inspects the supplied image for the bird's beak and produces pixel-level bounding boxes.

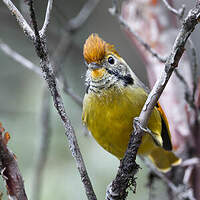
[88,62,102,70]
[87,62,106,79]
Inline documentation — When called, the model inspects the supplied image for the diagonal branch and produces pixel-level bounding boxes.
[2,0,35,40]
[161,0,185,18]
[1,0,94,198]
[39,0,53,37]
[66,0,100,32]
[0,39,82,106]
[25,1,96,199]
[106,3,200,200]
[174,69,196,109]
[188,38,198,102]
[112,15,166,63]
[51,0,100,107]
[0,39,42,75]
[109,2,166,63]
[161,0,198,112]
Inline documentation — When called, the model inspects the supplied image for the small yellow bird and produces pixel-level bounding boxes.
[82,33,181,172]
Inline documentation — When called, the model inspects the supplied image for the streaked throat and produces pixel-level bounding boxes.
[85,68,134,94]
[85,71,119,94]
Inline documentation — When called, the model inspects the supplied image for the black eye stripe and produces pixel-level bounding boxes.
[123,74,134,85]
[106,68,119,76]
[106,69,134,86]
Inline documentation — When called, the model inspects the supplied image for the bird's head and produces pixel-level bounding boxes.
[83,33,134,94]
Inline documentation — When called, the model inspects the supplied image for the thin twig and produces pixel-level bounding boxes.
[113,0,196,113]
[2,0,35,40]
[51,0,100,104]
[161,0,198,112]
[142,158,184,198]
[183,166,194,185]
[25,1,96,199]
[0,39,42,75]
[40,0,53,37]
[1,0,92,197]
[0,123,28,200]
[51,32,72,71]
[138,3,200,137]
[50,35,83,106]
[174,69,196,109]
[51,0,100,105]
[119,16,166,63]
[161,0,179,15]
[62,77,83,106]
[181,157,200,167]
[109,0,119,16]
[109,6,166,63]
[66,0,100,32]
[106,4,200,200]
[0,39,82,106]
[188,38,198,102]
[142,158,196,200]
[32,88,51,200]
[161,0,185,18]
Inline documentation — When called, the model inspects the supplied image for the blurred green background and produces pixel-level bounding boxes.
[0,0,198,199]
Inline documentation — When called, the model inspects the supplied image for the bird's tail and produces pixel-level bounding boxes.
[148,147,181,172]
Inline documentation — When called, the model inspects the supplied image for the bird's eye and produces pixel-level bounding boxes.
[108,56,115,65]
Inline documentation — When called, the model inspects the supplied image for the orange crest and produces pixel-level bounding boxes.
[83,33,119,64]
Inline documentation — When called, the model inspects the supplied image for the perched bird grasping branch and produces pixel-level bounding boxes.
[82,34,181,172]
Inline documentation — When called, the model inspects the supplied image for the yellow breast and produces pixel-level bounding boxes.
[82,86,162,159]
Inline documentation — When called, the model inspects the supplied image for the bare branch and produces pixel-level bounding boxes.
[161,0,185,18]
[117,0,196,118]
[183,166,194,185]
[161,0,198,113]
[174,69,196,109]
[0,39,82,106]
[51,0,100,106]
[161,0,198,109]
[62,77,83,106]
[32,88,51,200]
[0,123,28,200]
[1,0,35,40]
[0,39,42,75]
[106,4,200,200]
[109,5,166,63]
[139,5,200,126]
[51,32,72,68]
[181,157,200,167]
[188,38,198,102]
[24,1,96,199]
[142,158,196,200]
[66,0,100,32]
[39,0,53,37]
[50,34,83,106]
[109,0,120,16]
[119,16,166,63]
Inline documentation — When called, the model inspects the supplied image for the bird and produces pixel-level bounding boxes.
[82,33,181,172]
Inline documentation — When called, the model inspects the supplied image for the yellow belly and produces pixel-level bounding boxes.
[82,86,162,159]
